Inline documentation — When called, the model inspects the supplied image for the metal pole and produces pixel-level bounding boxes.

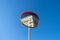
[28,28,31,40]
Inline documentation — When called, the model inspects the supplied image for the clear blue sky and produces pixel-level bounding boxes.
[0,0,60,40]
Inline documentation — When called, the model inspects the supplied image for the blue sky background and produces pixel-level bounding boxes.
[0,0,60,40]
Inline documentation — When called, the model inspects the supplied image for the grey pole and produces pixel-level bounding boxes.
[28,28,31,40]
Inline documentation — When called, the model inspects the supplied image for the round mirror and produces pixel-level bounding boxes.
[20,12,39,28]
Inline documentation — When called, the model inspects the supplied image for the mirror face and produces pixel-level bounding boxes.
[21,15,34,28]
[20,12,39,28]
